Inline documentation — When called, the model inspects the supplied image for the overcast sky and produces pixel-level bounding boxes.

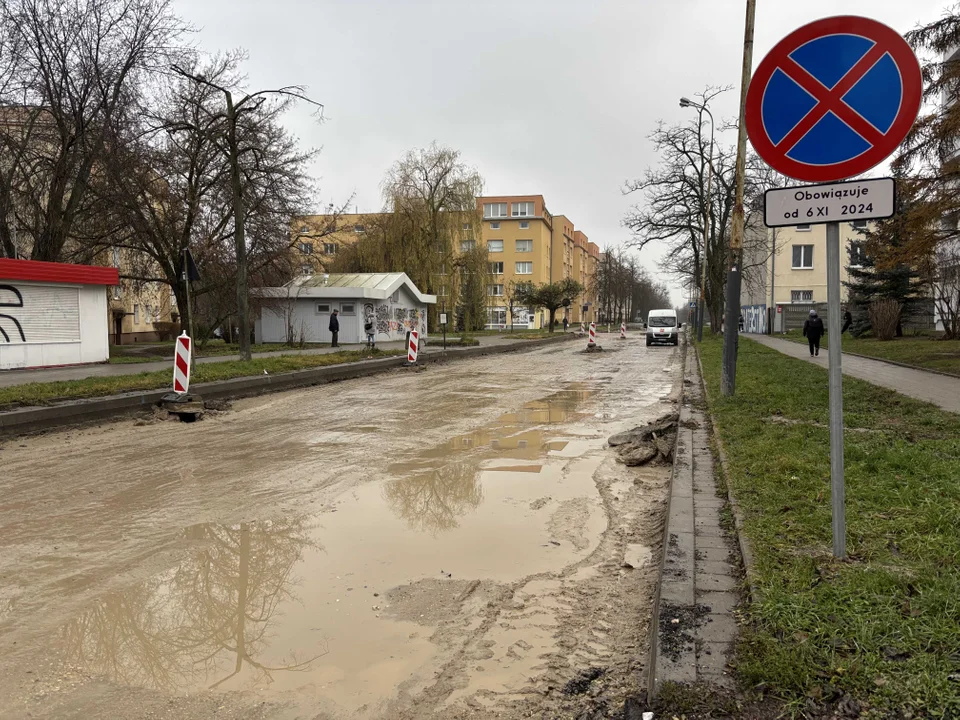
[172,0,948,303]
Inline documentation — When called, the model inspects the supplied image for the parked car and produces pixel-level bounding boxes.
[646,309,679,346]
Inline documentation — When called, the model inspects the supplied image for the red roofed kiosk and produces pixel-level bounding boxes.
[0,258,119,370]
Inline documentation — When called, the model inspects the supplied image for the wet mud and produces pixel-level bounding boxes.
[0,336,682,719]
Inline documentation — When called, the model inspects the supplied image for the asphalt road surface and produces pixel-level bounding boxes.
[0,333,682,720]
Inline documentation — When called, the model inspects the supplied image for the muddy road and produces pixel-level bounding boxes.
[0,335,682,719]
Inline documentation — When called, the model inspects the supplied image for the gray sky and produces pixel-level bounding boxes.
[172,0,947,304]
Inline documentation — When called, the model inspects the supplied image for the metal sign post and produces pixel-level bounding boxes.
[745,15,922,559]
[825,221,846,558]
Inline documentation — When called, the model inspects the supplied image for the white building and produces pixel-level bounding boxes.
[0,258,118,370]
[253,273,436,345]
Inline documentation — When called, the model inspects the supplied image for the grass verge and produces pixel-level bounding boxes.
[780,329,960,376]
[699,335,960,717]
[0,349,404,411]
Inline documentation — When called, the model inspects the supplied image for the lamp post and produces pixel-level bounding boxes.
[680,96,714,343]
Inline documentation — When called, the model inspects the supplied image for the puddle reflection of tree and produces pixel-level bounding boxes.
[59,519,322,691]
[383,386,595,534]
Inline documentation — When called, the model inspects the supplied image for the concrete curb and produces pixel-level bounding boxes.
[770,335,960,380]
[645,339,689,699]
[694,346,760,604]
[0,334,578,436]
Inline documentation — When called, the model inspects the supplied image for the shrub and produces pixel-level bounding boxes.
[868,299,901,341]
[154,321,181,341]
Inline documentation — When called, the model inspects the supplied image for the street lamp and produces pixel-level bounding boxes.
[679,96,715,343]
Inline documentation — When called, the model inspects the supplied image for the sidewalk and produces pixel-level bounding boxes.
[0,334,528,388]
[749,334,960,415]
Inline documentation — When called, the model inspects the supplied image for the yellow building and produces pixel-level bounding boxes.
[478,195,599,329]
[106,247,177,344]
[290,213,374,277]
[291,195,600,330]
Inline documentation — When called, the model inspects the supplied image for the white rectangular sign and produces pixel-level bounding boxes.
[764,177,895,228]
[439,313,447,325]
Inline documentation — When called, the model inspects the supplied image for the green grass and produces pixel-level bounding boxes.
[0,349,404,411]
[699,336,960,717]
[781,329,960,376]
[109,340,337,361]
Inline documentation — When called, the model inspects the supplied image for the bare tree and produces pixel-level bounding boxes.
[623,88,780,330]
[0,0,189,261]
[933,240,960,338]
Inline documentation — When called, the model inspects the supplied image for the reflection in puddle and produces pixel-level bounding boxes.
[384,386,595,535]
[59,520,320,692]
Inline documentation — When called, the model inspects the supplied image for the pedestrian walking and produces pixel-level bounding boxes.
[563,317,569,333]
[364,316,376,349]
[803,309,825,357]
[329,309,340,348]
[841,308,853,334]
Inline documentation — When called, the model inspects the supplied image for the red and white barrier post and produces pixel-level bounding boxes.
[407,330,420,364]
[579,322,585,334]
[619,322,627,339]
[587,322,597,348]
[173,332,191,394]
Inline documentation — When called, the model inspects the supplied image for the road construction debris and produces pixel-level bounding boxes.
[608,413,678,466]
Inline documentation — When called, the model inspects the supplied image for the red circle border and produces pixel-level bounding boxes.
[745,16,922,183]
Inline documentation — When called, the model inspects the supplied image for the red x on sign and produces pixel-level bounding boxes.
[746,16,922,183]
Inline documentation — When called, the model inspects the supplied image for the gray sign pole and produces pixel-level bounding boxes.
[825,220,846,558]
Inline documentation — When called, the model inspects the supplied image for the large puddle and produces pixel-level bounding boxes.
[50,384,610,715]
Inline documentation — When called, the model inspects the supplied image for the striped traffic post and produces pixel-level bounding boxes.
[407,330,419,364]
[587,322,597,349]
[619,322,627,339]
[579,322,585,334]
[173,332,191,394]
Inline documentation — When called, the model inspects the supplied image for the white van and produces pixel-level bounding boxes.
[646,308,679,346]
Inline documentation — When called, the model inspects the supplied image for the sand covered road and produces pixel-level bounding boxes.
[0,335,682,719]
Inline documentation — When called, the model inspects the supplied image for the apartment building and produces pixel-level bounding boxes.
[290,195,600,331]
[479,196,599,328]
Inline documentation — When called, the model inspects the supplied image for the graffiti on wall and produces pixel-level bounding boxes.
[375,304,391,336]
[0,285,26,343]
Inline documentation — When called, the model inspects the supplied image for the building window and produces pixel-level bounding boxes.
[489,261,504,275]
[298,242,313,254]
[301,264,314,276]
[133,304,140,324]
[354,224,365,233]
[849,241,868,267]
[488,284,504,297]
[112,285,121,300]
[792,244,814,269]
[461,240,476,252]
[439,285,448,296]
[316,303,331,313]
[323,243,337,255]
[851,220,868,229]
[439,263,447,275]
[516,239,533,253]
[298,225,310,235]
[489,221,500,230]
[512,201,535,217]
[341,303,356,315]
[487,239,504,253]
[516,262,533,275]
[111,248,120,267]
[519,221,530,229]
[484,202,508,219]
[791,290,814,303]
[463,222,472,230]
[795,224,812,232]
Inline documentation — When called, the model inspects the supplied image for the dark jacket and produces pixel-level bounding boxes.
[329,314,340,332]
[803,316,825,340]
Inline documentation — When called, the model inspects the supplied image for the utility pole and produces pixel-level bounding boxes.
[721,0,756,396]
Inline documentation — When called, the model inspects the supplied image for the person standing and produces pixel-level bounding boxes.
[329,309,340,348]
[563,316,569,333]
[364,315,376,349]
[802,309,825,357]
[841,308,853,334]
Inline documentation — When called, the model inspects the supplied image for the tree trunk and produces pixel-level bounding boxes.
[226,93,252,362]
